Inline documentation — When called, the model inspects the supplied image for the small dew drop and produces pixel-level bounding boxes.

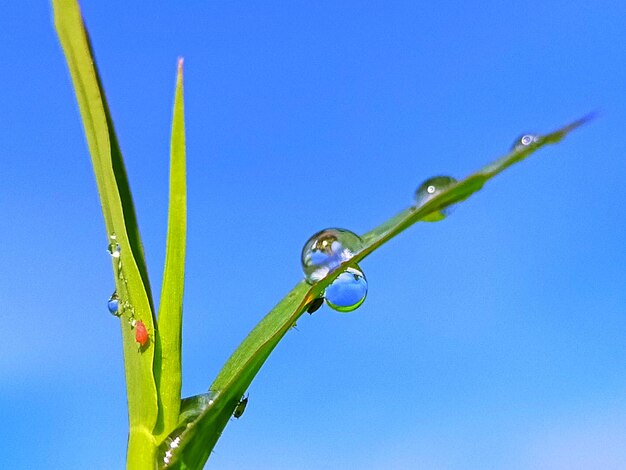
[301,228,363,284]
[414,175,457,222]
[107,292,120,316]
[325,266,368,313]
[123,301,135,317]
[233,394,249,419]
[108,242,121,258]
[206,390,219,408]
[511,133,539,151]
[158,426,186,467]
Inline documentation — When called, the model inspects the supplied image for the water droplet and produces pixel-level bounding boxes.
[158,426,186,467]
[117,263,125,281]
[122,301,134,317]
[108,242,121,258]
[325,266,368,313]
[233,394,249,419]
[107,292,120,316]
[301,228,363,283]
[511,133,539,151]
[158,391,220,467]
[414,175,457,222]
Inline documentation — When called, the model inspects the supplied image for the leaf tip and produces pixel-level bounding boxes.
[542,111,597,145]
[573,110,599,128]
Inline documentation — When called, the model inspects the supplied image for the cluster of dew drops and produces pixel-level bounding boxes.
[100,133,537,441]
[300,133,538,314]
[300,175,456,314]
[104,133,538,331]
[106,234,149,347]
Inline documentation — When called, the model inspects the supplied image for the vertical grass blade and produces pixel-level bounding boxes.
[155,59,187,439]
[52,0,158,466]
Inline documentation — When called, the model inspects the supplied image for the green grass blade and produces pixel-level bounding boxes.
[155,59,187,439]
[157,115,592,469]
[53,0,158,466]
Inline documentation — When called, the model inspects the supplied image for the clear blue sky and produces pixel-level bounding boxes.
[1,1,625,469]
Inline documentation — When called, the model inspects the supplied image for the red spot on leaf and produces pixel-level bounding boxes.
[134,320,149,346]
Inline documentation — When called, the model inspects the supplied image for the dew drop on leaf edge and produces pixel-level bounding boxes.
[233,394,249,419]
[414,175,457,222]
[107,292,120,316]
[301,228,363,284]
[108,242,121,258]
[511,133,539,151]
[324,266,368,313]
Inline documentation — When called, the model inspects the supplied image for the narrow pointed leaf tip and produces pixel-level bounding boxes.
[154,59,187,440]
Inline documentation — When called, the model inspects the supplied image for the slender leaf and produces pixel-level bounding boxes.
[53,0,158,466]
[155,59,187,439]
[158,115,592,469]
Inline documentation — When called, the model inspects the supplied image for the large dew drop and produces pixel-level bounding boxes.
[414,175,457,222]
[325,266,368,312]
[301,228,363,283]
[107,292,120,316]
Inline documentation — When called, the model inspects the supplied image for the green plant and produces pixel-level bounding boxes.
[53,0,591,468]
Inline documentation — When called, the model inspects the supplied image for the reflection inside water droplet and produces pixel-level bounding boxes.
[414,175,457,222]
[301,228,363,283]
[107,292,120,316]
[325,266,368,312]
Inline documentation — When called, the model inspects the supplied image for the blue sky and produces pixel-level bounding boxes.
[1,1,625,468]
